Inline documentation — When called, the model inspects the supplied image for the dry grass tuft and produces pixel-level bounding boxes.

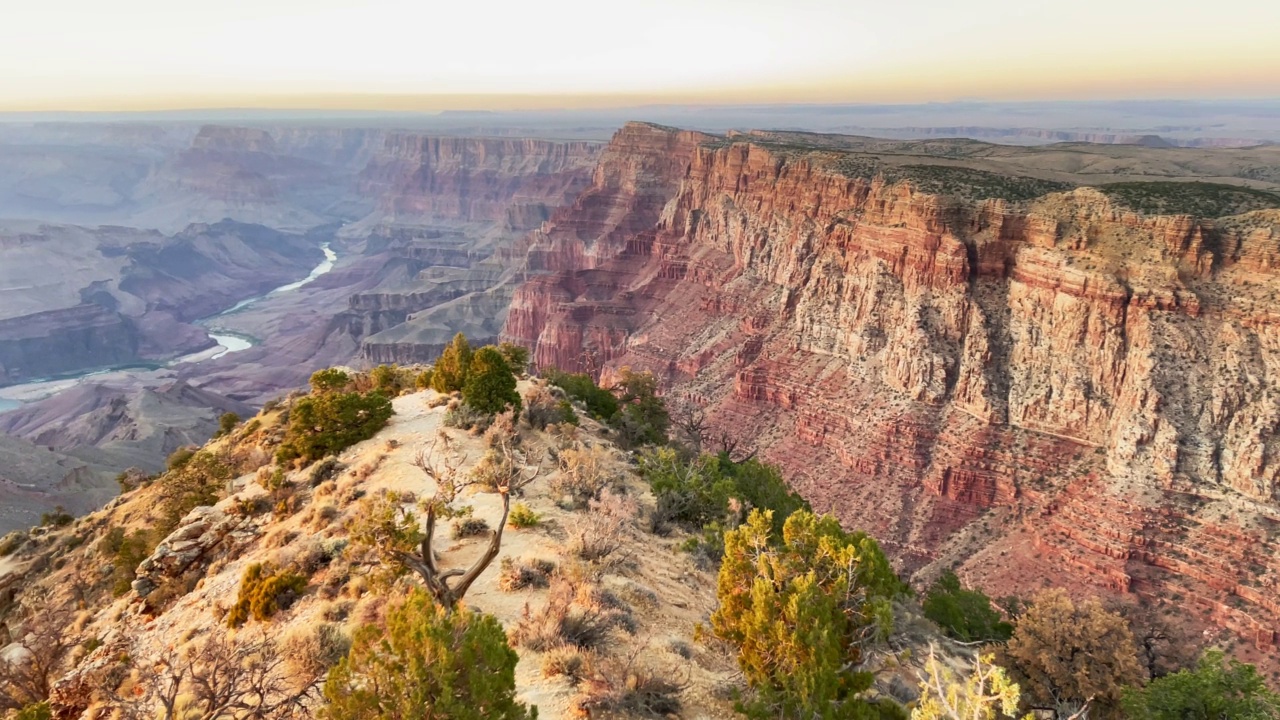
[511,576,633,651]
[541,645,588,683]
[573,645,686,716]
[498,557,557,592]
[551,445,615,509]
[567,490,637,564]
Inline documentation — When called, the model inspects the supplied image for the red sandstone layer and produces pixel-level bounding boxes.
[502,122,1280,651]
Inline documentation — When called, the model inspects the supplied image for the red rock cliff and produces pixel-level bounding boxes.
[503,122,1280,653]
[358,135,603,228]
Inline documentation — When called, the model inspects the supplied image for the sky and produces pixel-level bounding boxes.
[2,0,1278,111]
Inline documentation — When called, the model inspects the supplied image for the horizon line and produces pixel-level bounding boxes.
[2,94,1280,118]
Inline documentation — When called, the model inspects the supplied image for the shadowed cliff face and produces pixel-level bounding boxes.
[504,122,1280,653]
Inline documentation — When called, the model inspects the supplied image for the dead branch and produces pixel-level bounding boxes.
[402,433,541,609]
[135,631,321,720]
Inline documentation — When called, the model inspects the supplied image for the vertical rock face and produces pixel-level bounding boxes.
[503,122,1280,649]
[357,135,603,228]
[341,135,605,366]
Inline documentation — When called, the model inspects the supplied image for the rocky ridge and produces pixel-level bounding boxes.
[503,122,1280,655]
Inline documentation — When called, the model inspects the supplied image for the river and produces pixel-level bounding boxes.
[0,243,337,410]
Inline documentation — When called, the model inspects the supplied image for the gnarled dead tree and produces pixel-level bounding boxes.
[670,400,709,455]
[127,631,320,720]
[398,432,541,610]
[0,600,77,711]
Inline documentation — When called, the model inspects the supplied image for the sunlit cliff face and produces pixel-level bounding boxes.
[1,0,1277,111]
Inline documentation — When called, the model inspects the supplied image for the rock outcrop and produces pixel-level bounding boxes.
[504,122,1280,650]
[132,505,256,599]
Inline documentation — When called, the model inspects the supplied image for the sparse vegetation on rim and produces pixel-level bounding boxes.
[0,348,1276,719]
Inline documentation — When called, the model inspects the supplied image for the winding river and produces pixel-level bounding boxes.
[0,243,337,410]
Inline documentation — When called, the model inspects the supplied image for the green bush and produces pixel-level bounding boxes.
[463,347,521,415]
[214,411,240,438]
[1122,650,1280,719]
[416,368,434,390]
[922,571,1012,643]
[712,509,904,719]
[276,390,393,465]
[641,448,736,528]
[166,445,198,471]
[610,369,669,448]
[640,448,809,538]
[497,342,530,375]
[39,506,74,527]
[157,451,234,533]
[507,503,541,529]
[0,531,26,557]
[15,702,51,720]
[226,563,309,627]
[543,369,619,419]
[322,588,536,720]
[311,368,353,394]
[98,526,154,596]
[431,333,474,394]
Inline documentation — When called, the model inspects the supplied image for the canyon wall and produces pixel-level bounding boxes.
[504,122,1280,651]
[346,135,604,364]
[357,135,602,230]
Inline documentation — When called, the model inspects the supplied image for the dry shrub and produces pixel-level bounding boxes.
[451,517,491,539]
[550,422,580,450]
[351,456,385,482]
[617,581,660,611]
[320,599,353,622]
[498,557,557,592]
[354,592,387,625]
[338,483,366,507]
[523,385,564,430]
[443,404,488,431]
[542,645,587,682]
[568,490,636,564]
[264,527,300,549]
[343,575,369,599]
[308,456,344,486]
[229,444,272,475]
[310,503,340,530]
[469,449,512,492]
[574,646,686,716]
[281,622,351,682]
[483,410,520,449]
[511,576,631,651]
[427,394,450,409]
[551,445,615,509]
[667,638,693,659]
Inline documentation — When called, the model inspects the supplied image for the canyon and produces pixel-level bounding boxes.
[503,122,1280,659]
[0,122,601,531]
[4,114,1280,662]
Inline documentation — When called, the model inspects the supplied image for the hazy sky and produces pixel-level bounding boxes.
[2,0,1278,110]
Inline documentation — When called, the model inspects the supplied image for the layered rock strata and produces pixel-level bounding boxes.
[504,122,1280,650]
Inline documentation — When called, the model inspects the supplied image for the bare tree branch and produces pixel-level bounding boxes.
[400,432,541,610]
